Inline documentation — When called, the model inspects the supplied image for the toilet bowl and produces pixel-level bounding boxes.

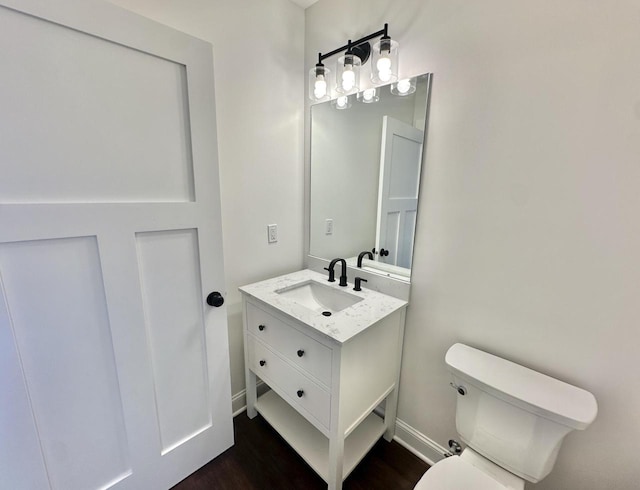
[414,448,524,490]
[414,343,597,489]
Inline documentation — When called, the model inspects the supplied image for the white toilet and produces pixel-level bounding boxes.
[415,343,598,489]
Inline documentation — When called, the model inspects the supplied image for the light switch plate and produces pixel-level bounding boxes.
[325,219,333,235]
[267,224,277,243]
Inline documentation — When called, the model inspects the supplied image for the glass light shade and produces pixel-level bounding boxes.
[357,88,380,104]
[391,77,416,96]
[332,95,352,110]
[309,64,331,102]
[371,38,399,84]
[335,53,361,95]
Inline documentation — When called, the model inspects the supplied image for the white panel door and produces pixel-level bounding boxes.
[0,1,233,489]
[375,116,424,270]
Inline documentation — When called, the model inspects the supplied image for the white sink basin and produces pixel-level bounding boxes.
[276,280,362,314]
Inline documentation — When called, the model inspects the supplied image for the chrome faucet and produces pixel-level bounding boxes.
[325,258,348,287]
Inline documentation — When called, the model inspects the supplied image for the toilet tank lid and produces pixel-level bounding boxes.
[445,343,598,430]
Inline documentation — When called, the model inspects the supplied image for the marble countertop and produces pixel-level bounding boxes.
[238,269,408,344]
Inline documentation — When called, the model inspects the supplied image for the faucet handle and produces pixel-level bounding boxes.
[323,266,336,282]
[353,277,367,291]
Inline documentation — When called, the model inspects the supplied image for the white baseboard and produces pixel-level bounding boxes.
[231,390,247,417]
[393,418,448,467]
[232,381,267,417]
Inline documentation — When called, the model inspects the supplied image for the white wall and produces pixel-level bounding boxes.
[307,1,640,489]
[109,0,306,397]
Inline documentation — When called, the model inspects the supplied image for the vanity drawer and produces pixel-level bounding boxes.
[246,303,332,386]
[248,335,330,429]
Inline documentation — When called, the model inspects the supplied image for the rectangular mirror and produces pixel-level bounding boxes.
[309,73,432,281]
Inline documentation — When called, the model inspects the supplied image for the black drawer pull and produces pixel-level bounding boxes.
[296,390,304,398]
[259,360,266,367]
[297,349,305,357]
[258,324,265,331]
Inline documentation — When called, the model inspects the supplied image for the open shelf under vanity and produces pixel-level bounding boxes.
[255,389,386,481]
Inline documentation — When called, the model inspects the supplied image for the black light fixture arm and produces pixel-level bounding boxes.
[316,23,389,64]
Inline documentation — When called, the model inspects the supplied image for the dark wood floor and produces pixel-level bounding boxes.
[172,412,429,489]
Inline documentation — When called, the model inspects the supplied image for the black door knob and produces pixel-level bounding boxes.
[297,349,305,357]
[380,248,389,257]
[206,291,224,307]
[258,324,265,331]
[297,390,304,398]
[259,360,266,367]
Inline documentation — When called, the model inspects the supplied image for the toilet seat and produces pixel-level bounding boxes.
[414,456,508,490]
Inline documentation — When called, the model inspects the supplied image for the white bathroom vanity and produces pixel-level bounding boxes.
[240,269,407,490]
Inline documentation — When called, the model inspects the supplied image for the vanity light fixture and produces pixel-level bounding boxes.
[309,23,398,102]
[336,45,361,95]
[309,63,331,102]
[391,77,416,96]
[357,87,380,104]
[371,32,399,84]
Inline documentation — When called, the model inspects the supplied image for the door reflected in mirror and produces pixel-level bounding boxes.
[309,73,432,280]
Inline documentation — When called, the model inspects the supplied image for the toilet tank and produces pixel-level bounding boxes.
[446,344,597,483]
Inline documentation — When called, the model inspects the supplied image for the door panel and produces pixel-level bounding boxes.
[0,280,51,490]
[399,210,417,268]
[136,229,211,454]
[383,211,400,265]
[0,237,131,490]
[388,136,422,200]
[0,5,195,204]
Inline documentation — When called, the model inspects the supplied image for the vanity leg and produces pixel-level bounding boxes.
[243,325,258,419]
[242,301,258,419]
[384,309,406,441]
[245,370,257,418]
[383,386,399,441]
[328,434,345,490]
[245,369,258,419]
